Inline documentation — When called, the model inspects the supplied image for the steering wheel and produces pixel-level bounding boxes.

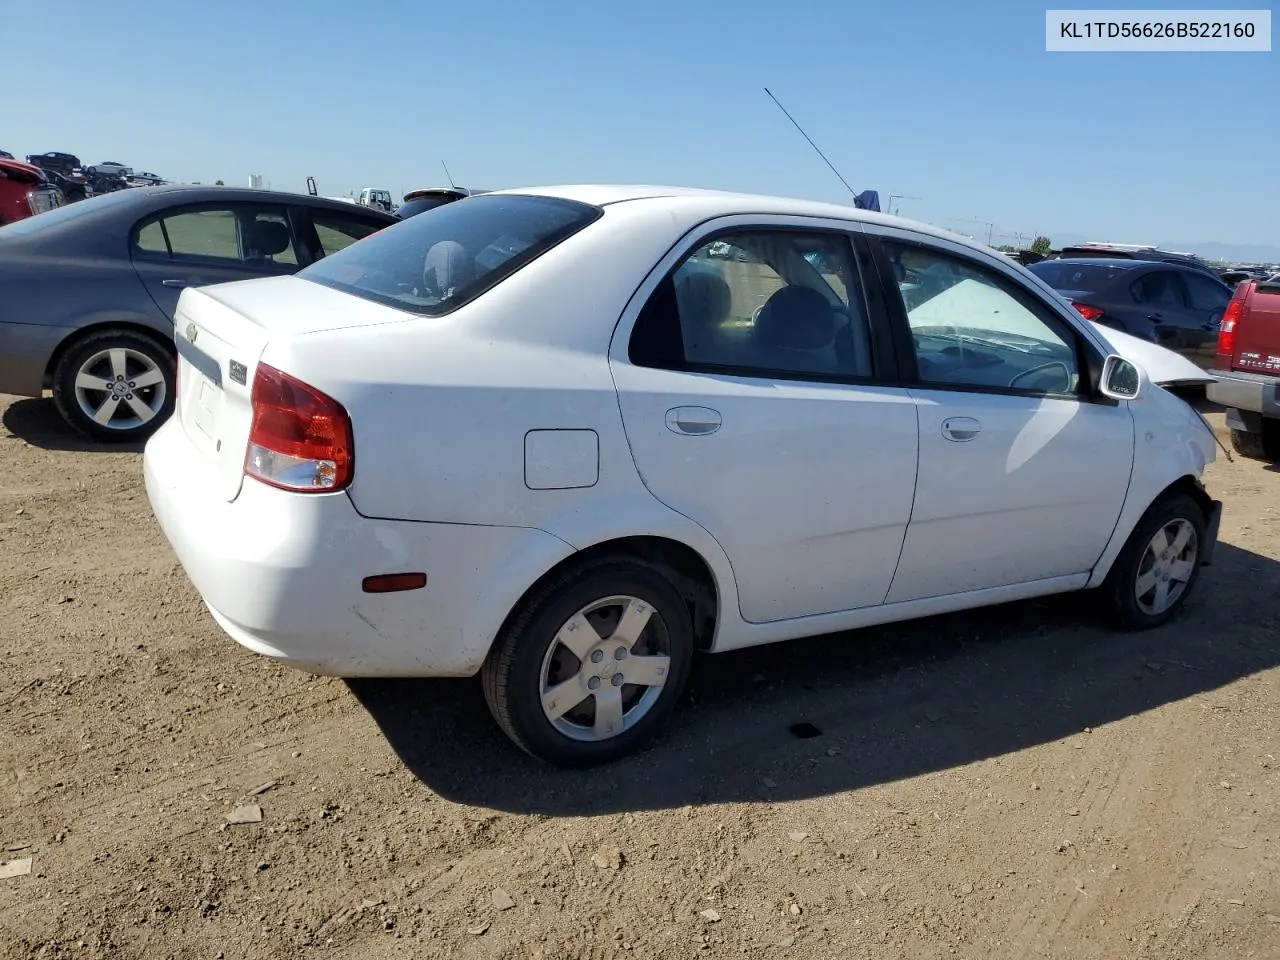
[1008,361,1072,393]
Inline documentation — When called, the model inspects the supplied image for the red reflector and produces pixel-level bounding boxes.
[362,572,427,593]
[1217,298,1244,357]
[1071,301,1104,322]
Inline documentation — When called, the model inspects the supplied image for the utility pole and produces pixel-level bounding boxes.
[951,217,996,246]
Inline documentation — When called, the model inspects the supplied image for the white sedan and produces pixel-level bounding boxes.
[143,185,1223,766]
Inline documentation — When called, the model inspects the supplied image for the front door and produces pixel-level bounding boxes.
[611,225,919,624]
[872,234,1135,603]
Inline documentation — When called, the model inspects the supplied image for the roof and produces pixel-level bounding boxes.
[1039,257,1144,269]
[488,183,992,257]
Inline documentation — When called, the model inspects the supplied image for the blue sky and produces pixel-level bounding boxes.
[5,0,1276,252]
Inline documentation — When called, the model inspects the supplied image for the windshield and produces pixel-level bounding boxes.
[1028,260,1133,291]
[0,188,138,238]
[300,193,601,315]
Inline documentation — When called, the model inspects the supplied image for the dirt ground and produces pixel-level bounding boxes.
[1,393,1277,960]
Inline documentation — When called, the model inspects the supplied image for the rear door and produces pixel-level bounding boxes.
[1128,269,1203,361]
[867,229,1134,603]
[610,219,920,624]
[129,202,305,320]
[1180,272,1232,368]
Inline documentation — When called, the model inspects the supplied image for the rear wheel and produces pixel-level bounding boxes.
[1100,493,1206,630]
[1229,422,1280,462]
[482,560,695,766]
[52,329,175,443]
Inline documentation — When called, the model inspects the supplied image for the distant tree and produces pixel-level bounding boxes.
[215,179,224,186]
[1030,235,1052,256]
[995,244,1017,253]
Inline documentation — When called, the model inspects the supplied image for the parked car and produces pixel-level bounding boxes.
[142,185,1222,766]
[0,157,62,225]
[128,171,166,186]
[1027,257,1232,371]
[43,168,91,202]
[0,185,396,441]
[394,186,483,220]
[88,161,133,179]
[1205,278,1280,460]
[1056,243,1219,279]
[0,149,14,160]
[26,151,82,177]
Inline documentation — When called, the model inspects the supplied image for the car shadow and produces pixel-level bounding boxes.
[348,541,1279,815]
[1,397,145,453]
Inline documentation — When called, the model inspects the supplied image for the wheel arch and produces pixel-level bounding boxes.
[1088,472,1211,587]
[43,319,176,388]
[490,535,722,657]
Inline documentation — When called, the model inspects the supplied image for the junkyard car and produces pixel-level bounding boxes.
[143,185,1223,766]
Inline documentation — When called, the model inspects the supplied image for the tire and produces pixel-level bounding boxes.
[1229,422,1280,462]
[52,328,176,443]
[1099,492,1206,630]
[482,559,695,767]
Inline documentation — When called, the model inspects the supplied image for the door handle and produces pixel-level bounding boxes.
[1146,312,1164,322]
[161,278,201,288]
[941,416,981,442]
[665,406,722,436]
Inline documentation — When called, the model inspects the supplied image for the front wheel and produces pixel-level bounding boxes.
[1100,493,1206,630]
[482,560,695,766]
[52,329,175,443]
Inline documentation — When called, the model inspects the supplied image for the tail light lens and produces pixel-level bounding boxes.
[245,363,353,492]
[1071,301,1104,322]
[1217,298,1245,358]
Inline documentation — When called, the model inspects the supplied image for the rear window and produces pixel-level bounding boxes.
[1028,261,1132,291]
[299,193,601,315]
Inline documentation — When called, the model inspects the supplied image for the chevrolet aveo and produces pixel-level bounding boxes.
[144,185,1223,766]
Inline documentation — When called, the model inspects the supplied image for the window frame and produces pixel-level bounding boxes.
[864,230,1112,404]
[129,201,305,272]
[625,222,907,387]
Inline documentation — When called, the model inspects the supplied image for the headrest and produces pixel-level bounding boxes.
[675,267,732,330]
[248,220,290,257]
[423,240,475,297]
[754,285,834,351]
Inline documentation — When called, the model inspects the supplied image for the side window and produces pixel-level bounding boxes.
[310,211,383,257]
[1130,271,1187,307]
[630,231,874,380]
[883,241,1081,396]
[131,207,298,267]
[1183,274,1231,312]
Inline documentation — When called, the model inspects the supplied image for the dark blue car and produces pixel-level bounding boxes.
[1028,257,1232,370]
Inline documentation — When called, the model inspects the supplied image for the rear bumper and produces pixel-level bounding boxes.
[142,416,574,677]
[0,321,73,397]
[1205,368,1280,420]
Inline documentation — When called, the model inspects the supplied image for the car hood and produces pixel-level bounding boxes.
[1088,322,1216,386]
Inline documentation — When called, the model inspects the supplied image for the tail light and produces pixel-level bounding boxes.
[245,363,353,492]
[1071,301,1104,322]
[1216,298,1244,358]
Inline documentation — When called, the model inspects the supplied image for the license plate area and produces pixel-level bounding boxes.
[193,374,222,439]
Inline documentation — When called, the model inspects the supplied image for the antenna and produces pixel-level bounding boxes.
[441,160,457,189]
[764,87,860,203]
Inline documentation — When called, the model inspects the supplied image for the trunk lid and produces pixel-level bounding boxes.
[1230,282,1280,375]
[172,275,411,501]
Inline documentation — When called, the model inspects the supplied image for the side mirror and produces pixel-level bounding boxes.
[1100,354,1142,401]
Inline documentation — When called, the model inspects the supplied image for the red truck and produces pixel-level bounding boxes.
[1206,278,1280,460]
[0,157,63,226]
